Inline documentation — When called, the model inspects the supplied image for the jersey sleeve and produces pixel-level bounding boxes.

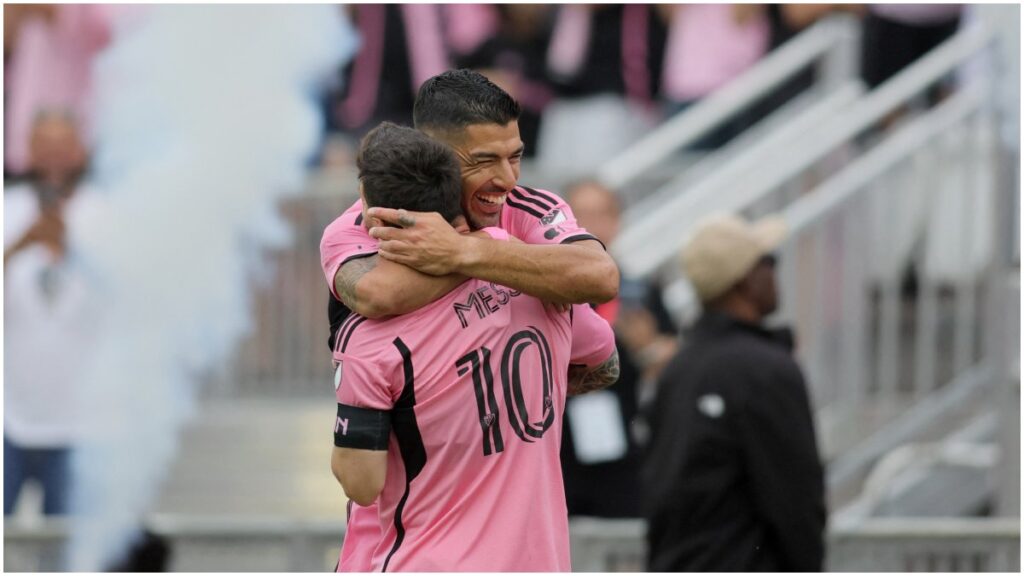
[503,186,603,247]
[334,347,398,411]
[569,304,616,368]
[333,340,399,451]
[320,200,378,300]
[480,226,510,241]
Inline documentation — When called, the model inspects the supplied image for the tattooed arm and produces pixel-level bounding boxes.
[567,349,621,396]
[333,254,467,319]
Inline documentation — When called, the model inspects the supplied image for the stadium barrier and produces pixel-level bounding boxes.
[608,21,1011,508]
[4,516,1018,572]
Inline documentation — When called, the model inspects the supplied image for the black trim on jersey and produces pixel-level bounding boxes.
[328,295,351,351]
[334,313,360,355]
[519,185,563,208]
[329,253,377,351]
[560,233,605,250]
[382,337,427,573]
[354,212,363,226]
[340,250,378,269]
[334,403,391,450]
[340,317,368,354]
[510,187,554,211]
[505,198,545,219]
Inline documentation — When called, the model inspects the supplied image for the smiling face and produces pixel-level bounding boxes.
[439,122,524,230]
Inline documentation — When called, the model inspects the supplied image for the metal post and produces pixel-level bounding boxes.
[818,14,861,92]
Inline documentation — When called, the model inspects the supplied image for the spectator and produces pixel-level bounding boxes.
[324,5,448,139]
[536,4,666,182]
[4,111,101,516]
[560,179,678,518]
[643,213,826,571]
[453,4,556,157]
[752,4,864,124]
[658,4,770,149]
[861,4,963,92]
[4,4,112,178]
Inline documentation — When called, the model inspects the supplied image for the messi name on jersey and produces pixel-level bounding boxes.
[453,283,522,329]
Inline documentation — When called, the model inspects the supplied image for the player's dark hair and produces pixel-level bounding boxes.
[356,122,463,224]
[413,69,521,135]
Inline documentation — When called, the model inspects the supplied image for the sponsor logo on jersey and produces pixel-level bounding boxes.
[541,208,566,226]
[544,224,569,240]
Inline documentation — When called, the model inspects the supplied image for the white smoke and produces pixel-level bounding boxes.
[67,5,356,570]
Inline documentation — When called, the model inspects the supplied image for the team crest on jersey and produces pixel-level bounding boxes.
[333,361,343,390]
[482,413,496,428]
[541,208,566,226]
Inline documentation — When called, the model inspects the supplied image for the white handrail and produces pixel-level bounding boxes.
[615,81,863,246]
[611,24,995,279]
[783,84,986,235]
[597,16,858,190]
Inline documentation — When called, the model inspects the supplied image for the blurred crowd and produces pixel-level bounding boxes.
[5,4,974,181]
[316,4,874,177]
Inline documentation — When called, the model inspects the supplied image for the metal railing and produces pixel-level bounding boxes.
[5,516,1018,572]
[606,23,1010,507]
[597,14,860,191]
[205,178,357,398]
[827,518,1020,572]
[611,23,996,278]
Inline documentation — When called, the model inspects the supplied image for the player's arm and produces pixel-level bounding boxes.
[459,237,618,304]
[566,303,620,396]
[567,348,621,396]
[331,447,387,506]
[368,209,619,304]
[331,401,391,505]
[334,254,466,319]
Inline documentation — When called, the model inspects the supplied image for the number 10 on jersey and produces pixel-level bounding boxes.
[455,328,556,456]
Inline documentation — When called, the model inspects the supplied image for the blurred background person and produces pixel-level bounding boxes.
[536,4,666,184]
[452,4,556,158]
[861,4,963,93]
[4,4,111,179]
[643,213,826,571]
[4,111,100,517]
[319,4,448,166]
[657,4,771,149]
[559,179,678,519]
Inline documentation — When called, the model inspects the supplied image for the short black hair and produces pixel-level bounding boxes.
[413,69,521,135]
[356,122,462,223]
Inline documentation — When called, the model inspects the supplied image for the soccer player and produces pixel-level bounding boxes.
[330,122,619,571]
[320,69,619,344]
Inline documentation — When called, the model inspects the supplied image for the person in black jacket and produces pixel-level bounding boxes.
[643,213,826,572]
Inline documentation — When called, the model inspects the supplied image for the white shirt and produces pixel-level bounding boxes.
[4,182,102,447]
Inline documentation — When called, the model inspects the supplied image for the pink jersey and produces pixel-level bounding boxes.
[332,247,615,571]
[337,501,380,572]
[319,185,599,300]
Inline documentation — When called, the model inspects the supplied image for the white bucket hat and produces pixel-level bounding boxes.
[679,213,788,303]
